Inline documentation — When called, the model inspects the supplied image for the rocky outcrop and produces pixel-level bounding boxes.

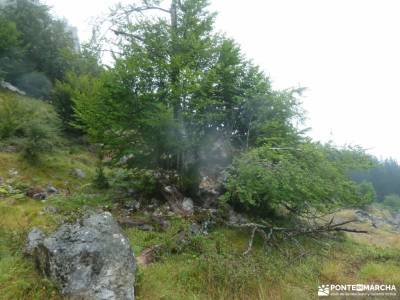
[25,212,136,300]
[355,209,400,230]
[1,81,26,95]
[161,185,195,215]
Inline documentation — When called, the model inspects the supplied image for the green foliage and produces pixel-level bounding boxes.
[356,181,377,204]
[382,194,400,211]
[222,142,375,216]
[49,192,112,213]
[1,0,75,85]
[72,71,179,169]
[0,15,20,79]
[353,158,400,201]
[0,15,19,55]
[51,46,102,131]
[73,0,303,180]
[0,92,61,161]
[14,71,53,99]
[0,228,60,300]
[107,168,158,197]
[93,165,109,189]
[0,0,102,100]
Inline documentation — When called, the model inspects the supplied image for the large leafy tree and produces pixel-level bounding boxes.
[73,0,302,179]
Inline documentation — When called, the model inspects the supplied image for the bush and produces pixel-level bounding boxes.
[382,194,400,211]
[14,72,53,99]
[221,142,375,217]
[0,91,61,161]
[107,168,158,197]
[51,74,79,132]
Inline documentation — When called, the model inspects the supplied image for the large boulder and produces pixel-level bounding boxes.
[25,212,136,300]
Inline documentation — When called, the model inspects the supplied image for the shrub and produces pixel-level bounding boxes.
[382,194,400,211]
[93,165,109,189]
[51,74,80,132]
[0,91,61,161]
[221,142,375,217]
[14,72,52,99]
[107,168,158,197]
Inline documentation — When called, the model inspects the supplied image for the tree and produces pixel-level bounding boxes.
[1,0,78,97]
[51,44,103,131]
[382,194,400,210]
[73,0,302,184]
[352,158,400,201]
[0,15,20,79]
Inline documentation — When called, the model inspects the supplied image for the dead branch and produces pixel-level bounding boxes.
[230,218,368,255]
[124,5,171,15]
[243,226,257,256]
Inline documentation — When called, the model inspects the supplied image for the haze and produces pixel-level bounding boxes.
[45,0,400,160]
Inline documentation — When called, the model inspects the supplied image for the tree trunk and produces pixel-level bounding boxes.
[170,0,184,173]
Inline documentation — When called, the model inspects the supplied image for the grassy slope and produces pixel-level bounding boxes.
[0,91,399,300]
[1,148,399,300]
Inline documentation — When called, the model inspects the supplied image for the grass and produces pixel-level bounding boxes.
[0,202,61,300]
[131,223,400,300]
[0,149,95,190]
[359,262,400,284]
[1,134,400,299]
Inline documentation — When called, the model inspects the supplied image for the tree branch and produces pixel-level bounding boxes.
[125,5,171,14]
[230,218,368,255]
[111,29,145,42]
[243,226,257,256]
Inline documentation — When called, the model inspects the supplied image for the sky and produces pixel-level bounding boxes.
[44,0,400,160]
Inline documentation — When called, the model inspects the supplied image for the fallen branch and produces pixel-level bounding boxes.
[230,218,368,255]
[243,226,257,256]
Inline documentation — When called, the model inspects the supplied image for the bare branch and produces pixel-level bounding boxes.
[229,218,368,255]
[111,29,145,42]
[332,228,368,233]
[125,5,171,14]
[243,226,257,256]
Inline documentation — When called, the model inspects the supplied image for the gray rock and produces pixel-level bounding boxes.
[25,212,136,300]
[123,200,140,213]
[24,228,45,255]
[228,208,248,225]
[47,185,59,194]
[73,168,86,178]
[189,223,202,236]
[355,209,400,230]
[182,197,194,214]
[1,81,26,95]
[8,168,18,177]
[118,218,155,232]
[198,170,224,207]
[33,192,48,200]
[42,206,59,214]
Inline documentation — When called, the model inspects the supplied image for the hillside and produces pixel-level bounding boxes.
[1,1,400,298]
[1,90,400,299]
